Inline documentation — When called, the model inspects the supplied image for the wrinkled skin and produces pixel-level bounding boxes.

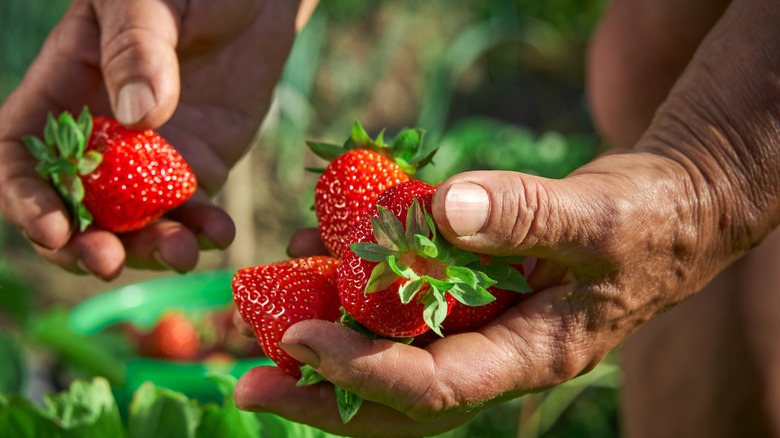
[0,0,301,279]
[232,0,780,437]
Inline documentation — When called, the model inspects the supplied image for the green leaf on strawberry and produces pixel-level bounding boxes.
[23,107,100,231]
[306,121,436,176]
[335,386,363,424]
[348,197,526,336]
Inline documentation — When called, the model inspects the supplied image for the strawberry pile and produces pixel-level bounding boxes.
[23,107,197,233]
[232,122,531,423]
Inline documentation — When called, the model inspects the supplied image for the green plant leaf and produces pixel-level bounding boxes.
[404,198,429,241]
[298,365,326,386]
[413,235,438,258]
[198,373,260,438]
[23,136,54,162]
[44,112,58,147]
[350,242,397,262]
[77,150,103,175]
[476,264,531,293]
[56,112,82,158]
[75,203,94,232]
[43,377,125,437]
[398,278,426,304]
[76,107,93,143]
[391,128,425,163]
[364,262,399,294]
[0,333,24,395]
[373,205,408,251]
[422,288,448,336]
[350,121,373,148]
[128,382,202,438]
[27,308,126,386]
[448,283,496,307]
[0,259,33,325]
[37,159,77,177]
[335,386,363,424]
[421,276,454,292]
[447,266,479,288]
[306,141,344,161]
[386,256,416,279]
[0,394,60,438]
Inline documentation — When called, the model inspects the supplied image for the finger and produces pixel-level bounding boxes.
[92,0,181,127]
[165,194,236,250]
[234,366,470,438]
[35,229,126,280]
[430,170,606,263]
[120,219,201,273]
[0,168,72,251]
[287,228,329,258]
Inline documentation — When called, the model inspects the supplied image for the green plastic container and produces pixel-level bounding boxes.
[69,269,273,407]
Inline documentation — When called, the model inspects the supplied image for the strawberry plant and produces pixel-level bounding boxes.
[23,107,197,233]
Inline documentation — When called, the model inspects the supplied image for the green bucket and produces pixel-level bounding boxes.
[69,269,273,408]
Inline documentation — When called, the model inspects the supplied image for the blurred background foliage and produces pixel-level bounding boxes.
[0,0,620,437]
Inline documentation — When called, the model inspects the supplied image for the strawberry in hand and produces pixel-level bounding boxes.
[232,255,365,424]
[23,107,197,233]
[308,122,437,258]
[339,181,531,338]
[232,256,342,378]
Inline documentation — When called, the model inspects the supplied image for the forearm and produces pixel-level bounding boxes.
[639,0,780,257]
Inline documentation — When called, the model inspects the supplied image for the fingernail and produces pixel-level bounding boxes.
[444,183,489,236]
[279,342,320,367]
[116,81,156,125]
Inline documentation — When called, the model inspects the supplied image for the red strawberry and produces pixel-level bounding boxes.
[135,311,201,361]
[440,272,524,335]
[308,122,436,258]
[339,181,531,338]
[23,107,197,233]
[232,256,341,377]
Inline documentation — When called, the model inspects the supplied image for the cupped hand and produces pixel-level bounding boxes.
[0,0,300,279]
[235,150,735,437]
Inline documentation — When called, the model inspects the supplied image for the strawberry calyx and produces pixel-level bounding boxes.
[306,121,437,175]
[22,107,101,231]
[298,352,364,424]
[350,198,531,336]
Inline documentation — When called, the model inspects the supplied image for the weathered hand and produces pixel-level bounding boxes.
[233,1,780,436]
[0,0,300,279]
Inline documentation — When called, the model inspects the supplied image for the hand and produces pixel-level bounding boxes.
[233,0,780,436]
[0,0,301,279]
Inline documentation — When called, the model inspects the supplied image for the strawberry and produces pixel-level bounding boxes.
[339,181,531,338]
[23,107,197,233]
[232,256,341,377]
[308,122,437,258]
[135,311,201,361]
[440,273,524,335]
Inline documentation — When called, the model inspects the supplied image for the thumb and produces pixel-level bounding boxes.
[431,170,603,262]
[93,0,181,127]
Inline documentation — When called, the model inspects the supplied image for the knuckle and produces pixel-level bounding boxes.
[489,176,552,252]
[402,378,458,423]
[101,25,159,75]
